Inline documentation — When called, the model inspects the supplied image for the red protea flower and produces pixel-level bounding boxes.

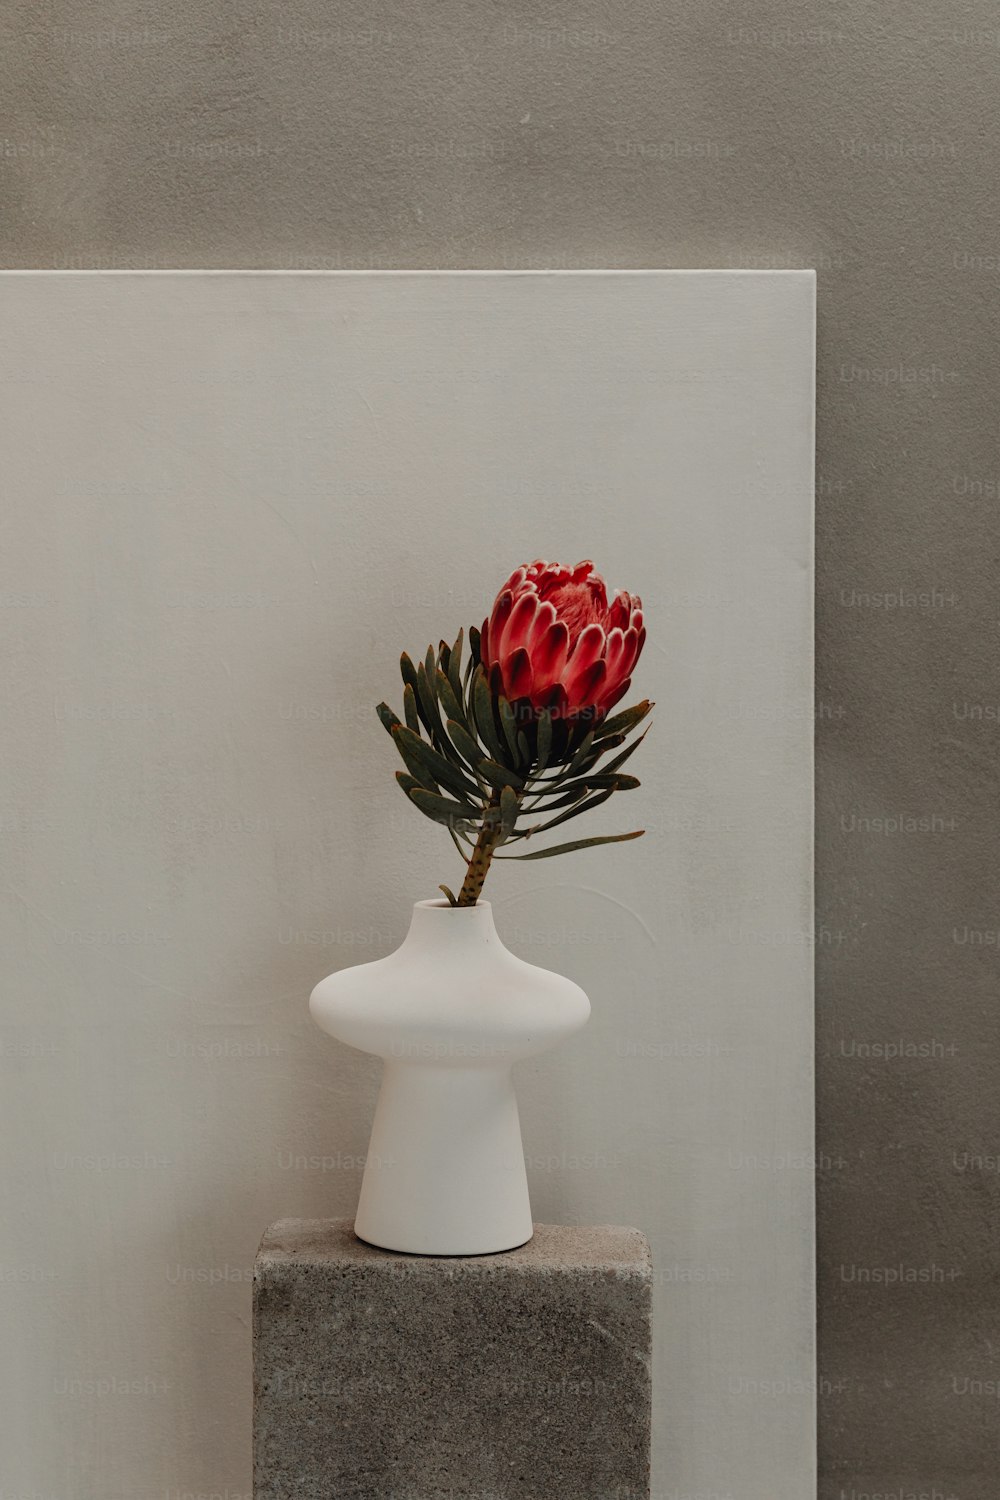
[377,557,652,905]
[481,559,645,724]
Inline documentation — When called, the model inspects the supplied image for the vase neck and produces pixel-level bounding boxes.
[402,898,503,957]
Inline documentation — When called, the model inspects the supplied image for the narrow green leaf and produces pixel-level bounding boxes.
[438,883,459,906]
[376,702,402,737]
[496,830,645,860]
[468,624,481,665]
[438,640,451,679]
[558,731,626,780]
[500,783,519,839]
[394,725,482,803]
[437,669,471,736]
[390,730,439,791]
[447,822,474,860]
[402,682,420,734]
[407,786,481,826]
[416,660,468,769]
[519,782,594,816]
[400,653,433,735]
[497,695,522,765]
[522,786,616,837]
[448,627,464,702]
[446,717,485,773]
[600,728,649,777]
[416,657,440,730]
[567,728,596,776]
[528,772,640,806]
[478,758,526,792]
[471,667,508,765]
[517,729,530,762]
[535,708,553,775]
[596,699,654,740]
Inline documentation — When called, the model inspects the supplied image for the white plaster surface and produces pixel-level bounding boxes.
[0,269,814,1497]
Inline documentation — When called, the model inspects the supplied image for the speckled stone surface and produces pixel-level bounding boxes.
[253,1217,652,1500]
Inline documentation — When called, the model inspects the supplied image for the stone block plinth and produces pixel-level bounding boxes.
[253,1217,652,1499]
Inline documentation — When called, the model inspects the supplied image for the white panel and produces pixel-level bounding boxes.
[0,269,815,1498]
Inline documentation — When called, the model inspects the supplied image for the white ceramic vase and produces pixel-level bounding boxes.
[309,897,590,1255]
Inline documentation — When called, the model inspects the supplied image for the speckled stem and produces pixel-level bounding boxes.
[457,800,502,906]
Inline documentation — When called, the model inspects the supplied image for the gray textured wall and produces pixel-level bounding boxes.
[2,3,996,1496]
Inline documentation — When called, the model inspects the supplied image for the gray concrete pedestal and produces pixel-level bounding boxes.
[253,1217,653,1499]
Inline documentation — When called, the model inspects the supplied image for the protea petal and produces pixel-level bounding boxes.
[574,657,607,710]
[618,625,640,678]
[533,619,570,681]
[505,647,533,699]
[486,590,514,665]
[528,599,557,646]
[499,591,539,661]
[604,626,628,679]
[597,675,632,716]
[563,623,606,702]
[609,591,630,630]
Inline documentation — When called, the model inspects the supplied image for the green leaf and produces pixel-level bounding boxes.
[527,771,640,808]
[471,667,508,765]
[517,729,530,762]
[436,669,471,737]
[468,624,481,665]
[497,695,522,765]
[446,720,485,780]
[376,702,402,736]
[446,717,485,770]
[394,725,482,803]
[407,786,481,826]
[558,731,626,780]
[447,822,474,860]
[580,772,640,791]
[438,884,458,906]
[518,782,594,816]
[535,708,553,775]
[400,653,433,735]
[500,783,519,839]
[567,728,596,776]
[496,830,645,860]
[402,682,420,734]
[389,730,438,791]
[416,656,440,732]
[416,659,468,769]
[596,699,654,740]
[600,730,650,777]
[520,786,616,837]
[448,627,464,702]
[438,640,451,679]
[478,758,526,792]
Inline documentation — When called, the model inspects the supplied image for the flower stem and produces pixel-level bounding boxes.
[456,799,502,906]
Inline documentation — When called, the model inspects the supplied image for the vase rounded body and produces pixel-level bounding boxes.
[309,898,590,1255]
